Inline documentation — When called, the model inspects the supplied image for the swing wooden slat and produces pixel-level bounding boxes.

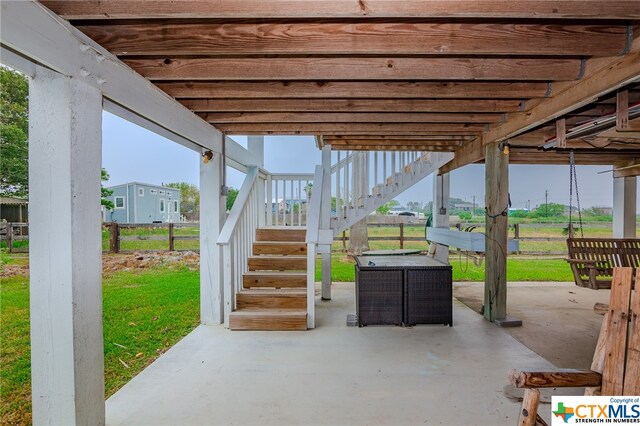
[566,238,640,289]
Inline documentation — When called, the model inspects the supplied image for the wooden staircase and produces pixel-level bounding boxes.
[228,227,308,331]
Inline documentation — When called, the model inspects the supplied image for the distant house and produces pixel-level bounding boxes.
[0,196,28,222]
[454,203,474,212]
[105,182,180,224]
[275,198,307,213]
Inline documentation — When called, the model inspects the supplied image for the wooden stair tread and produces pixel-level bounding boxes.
[238,288,306,295]
[229,309,307,331]
[256,227,306,242]
[244,271,306,276]
[248,255,307,271]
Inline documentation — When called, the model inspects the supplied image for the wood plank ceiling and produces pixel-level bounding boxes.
[41,0,640,169]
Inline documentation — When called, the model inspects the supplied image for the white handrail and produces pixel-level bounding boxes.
[217,167,258,245]
[305,165,324,244]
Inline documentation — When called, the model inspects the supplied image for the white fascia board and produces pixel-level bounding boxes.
[0,1,220,154]
[426,227,519,253]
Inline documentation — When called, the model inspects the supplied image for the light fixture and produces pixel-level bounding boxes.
[202,150,213,164]
[499,141,510,155]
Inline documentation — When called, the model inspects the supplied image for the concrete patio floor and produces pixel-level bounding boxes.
[106,282,572,426]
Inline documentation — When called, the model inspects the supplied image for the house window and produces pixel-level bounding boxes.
[150,189,157,195]
[167,191,173,196]
[138,188,144,196]
[159,190,165,195]
[173,200,178,212]
[114,196,125,209]
[159,199,165,213]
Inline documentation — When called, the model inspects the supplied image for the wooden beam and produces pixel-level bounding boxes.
[41,1,640,20]
[125,57,583,81]
[614,161,640,178]
[445,49,640,172]
[178,98,524,113]
[78,22,628,57]
[510,369,603,388]
[439,138,484,174]
[329,139,463,146]
[326,135,473,141]
[158,81,549,99]
[217,122,484,135]
[333,145,456,151]
[506,149,640,165]
[483,51,640,144]
[202,112,503,124]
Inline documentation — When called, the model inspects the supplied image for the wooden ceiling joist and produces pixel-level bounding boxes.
[157,81,550,99]
[41,1,640,20]
[78,22,628,57]
[507,149,640,165]
[179,98,524,113]
[328,139,463,146]
[332,145,457,151]
[325,135,474,141]
[124,57,583,81]
[201,112,503,124]
[220,122,484,135]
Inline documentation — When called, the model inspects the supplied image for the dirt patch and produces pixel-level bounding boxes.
[1,251,200,278]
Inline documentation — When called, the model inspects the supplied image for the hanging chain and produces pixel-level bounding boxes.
[568,151,584,238]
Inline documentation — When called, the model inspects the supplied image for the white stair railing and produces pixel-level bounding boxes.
[217,166,260,326]
[330,151,454,234]
[266,173,314,226]
[304,165,324,329]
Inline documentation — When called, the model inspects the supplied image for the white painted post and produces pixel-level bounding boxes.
[29,66,105,425]
[613,176,637,238]
[321,145,332,300]
[432,173,451,264]
[248,136,266,226]
[200,149,226,325]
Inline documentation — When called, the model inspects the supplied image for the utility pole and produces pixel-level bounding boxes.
[472,195,476,216]
[545,190,549,216]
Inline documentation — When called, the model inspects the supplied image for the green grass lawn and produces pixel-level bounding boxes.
[316,254,575,282]
[1,265,199,425]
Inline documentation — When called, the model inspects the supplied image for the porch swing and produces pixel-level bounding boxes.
[564,152,640,289]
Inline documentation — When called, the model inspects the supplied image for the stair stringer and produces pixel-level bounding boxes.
[332,152,454,236]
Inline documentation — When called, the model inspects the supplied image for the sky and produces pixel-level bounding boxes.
[102,112,638,210]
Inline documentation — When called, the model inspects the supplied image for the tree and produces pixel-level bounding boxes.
[101,168,114,210]
[166,182,200,219]
[406,201,422,211]
[226,187,239,211]
[0,68,29,197]
[531,202,566,218]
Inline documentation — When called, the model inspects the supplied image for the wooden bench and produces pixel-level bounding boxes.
[566,238,640,289]
[509,267,639,426]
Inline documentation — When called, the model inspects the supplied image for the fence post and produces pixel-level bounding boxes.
[399,223,404,249]
[169,223,175,251]
[7,222,13,253]
[109,223,120,254]
[568,223,575,238]
[342,231,347,252]
[514,223,520,239]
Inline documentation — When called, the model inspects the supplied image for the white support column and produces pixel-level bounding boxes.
[321,145,332,300]
[431,173,450,264]
[200,148,226,325]
[248,136,266,227]
[29,66,105,425]
[613,176,637,238]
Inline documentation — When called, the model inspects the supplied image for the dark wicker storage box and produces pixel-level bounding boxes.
[355,255,453,327]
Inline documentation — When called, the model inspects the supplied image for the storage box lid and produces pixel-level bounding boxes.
[355,255,450,269]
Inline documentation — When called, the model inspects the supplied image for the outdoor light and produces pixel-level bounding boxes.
[202,150,213,164]
[499,141,510,155]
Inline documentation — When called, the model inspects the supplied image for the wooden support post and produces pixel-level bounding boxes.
[29,65,105,424]
[6,223,13,253]
[484,142,509,323]
[613,176,637,238]
[514,223,520,239]
[321,144,332,300]
[518,388,540,426]
[168,223,175,251]
[399,223,404,249]
[109,222,120,254]
[200,147,226,325]
[342,231,347,252]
